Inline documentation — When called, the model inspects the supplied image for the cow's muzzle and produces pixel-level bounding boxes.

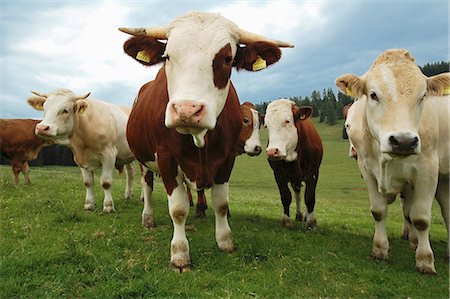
[166,100,207,130]
[35,124,51,137]
[387,133,420,156]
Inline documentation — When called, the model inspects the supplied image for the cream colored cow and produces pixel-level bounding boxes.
[28,88,136,213]
[336,49,449,274]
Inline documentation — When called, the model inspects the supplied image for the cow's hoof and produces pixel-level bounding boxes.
[142,213,154,228]
[307,219,317,230]
[84,203,95,211]
[103,205,116,213]
[295,212,303,222]
[281,215,292,228]
[171,253,190,273]
[371,248,389,260]
[416,263,436,275]
[218,239,235,253]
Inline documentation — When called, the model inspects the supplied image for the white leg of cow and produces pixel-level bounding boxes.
[141,167,154,228]
[123,163,135,200]
[168,173,190,272]
[81,168,95,210]
[362,167,390,260]
[100,159,116,213]
[211,183,234,253]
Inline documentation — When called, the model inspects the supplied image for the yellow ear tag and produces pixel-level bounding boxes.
[346,86,353,97]
[136,51,151,63]
[252,55,267,71]
[443,86,450,95]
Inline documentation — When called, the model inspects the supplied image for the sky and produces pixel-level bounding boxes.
[0,0,448,119]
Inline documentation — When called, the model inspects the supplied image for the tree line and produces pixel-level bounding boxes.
[255,61,449,126]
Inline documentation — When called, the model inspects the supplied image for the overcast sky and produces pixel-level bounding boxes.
[0,0,448,118]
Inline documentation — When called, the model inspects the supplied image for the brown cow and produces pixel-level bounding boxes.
[265,99,323,229]
[121,12,292,271]
[0,119,51,184]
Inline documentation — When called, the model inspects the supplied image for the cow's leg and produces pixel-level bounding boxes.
[409,177,437,274]
[401,186,418,250]
[22,161,31,185]
[100,158,116,213]
[123,163,135,200]
[435,175,450,259]
[211,183,234,252]
[360,166,390,260]
[196,190,207,218]
[304,173,319,229]
[168,173,191,272]
[81,168,95,210]
[274,174,292,228]
[141,167,154,228]
[291,182,303,222]
[399,193,410,240]
[11,159,21,185]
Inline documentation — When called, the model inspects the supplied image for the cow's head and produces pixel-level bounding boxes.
[336,49,450,157]
[27,88,91,142]
[239,102,262,156]
[120,12,293,147]
[265,99,312,161]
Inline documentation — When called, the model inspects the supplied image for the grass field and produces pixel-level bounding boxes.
[1,119,448,298]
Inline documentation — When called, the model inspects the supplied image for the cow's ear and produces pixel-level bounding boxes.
[234,42,282,72]
[123,35,166,66]
[27,96,46,111]
[335,74,365,99]
[426,73,450,96]
[75,100,88,114]
[293,105,312,121]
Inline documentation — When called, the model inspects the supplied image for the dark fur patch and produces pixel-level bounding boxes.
[213,43,233,89]
[234,42,281,71]
[123,35,166,66]
[172,208,187,224]
[371,210,383,221]
[102,182,111,190]
[413,219,429,231]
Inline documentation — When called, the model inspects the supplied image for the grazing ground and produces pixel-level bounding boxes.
[1,119,448,298]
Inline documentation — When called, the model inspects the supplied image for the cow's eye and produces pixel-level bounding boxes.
[62,109,69,114]
[369,91,378,101]
[161,54,169,61]
[243,117,249,124]
[285,120,290,125]
[225,56,233,65]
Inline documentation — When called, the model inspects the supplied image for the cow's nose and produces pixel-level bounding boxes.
[254,145,262,155]
[36,124,50,135]
[266,148,281,159]
[389,135,419,155]
[171,101,205,125]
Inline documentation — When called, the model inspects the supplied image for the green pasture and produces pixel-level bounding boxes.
[1,119,448,298]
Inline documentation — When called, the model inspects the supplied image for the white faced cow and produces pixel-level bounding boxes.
[28,88,136,213]
[121,12,293,271]
[336,49,450,274]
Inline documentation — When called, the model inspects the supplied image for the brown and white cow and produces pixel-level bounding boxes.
[27,88,136,213]
[120,12,292,271]
[193,101,262,217]
[0,119,52,184]
[265,99,323,229]
[336,49,450,274]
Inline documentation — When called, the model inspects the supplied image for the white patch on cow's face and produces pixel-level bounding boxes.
[365,64,425,157]
[244,108,262,155]
[163,13,239,147]
[265,99,298,162]
[36,90,78,143]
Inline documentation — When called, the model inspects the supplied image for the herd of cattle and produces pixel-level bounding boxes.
[1,12,449,274]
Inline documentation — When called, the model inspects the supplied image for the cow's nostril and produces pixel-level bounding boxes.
[410,137,419,148]
[194,105,204,117]
[389,135,400,147]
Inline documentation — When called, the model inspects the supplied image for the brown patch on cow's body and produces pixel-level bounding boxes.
[102,182,111,190]
[413,219,429,231]
[371,211,383,222]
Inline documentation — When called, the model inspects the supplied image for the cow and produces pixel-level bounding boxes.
[264,99,323,229]
[192,101,263,218]
[342,103,352,139]
[0,119,52,184]
[27,88,136,213]
[335,48,450,274]
[120,11,293,272]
